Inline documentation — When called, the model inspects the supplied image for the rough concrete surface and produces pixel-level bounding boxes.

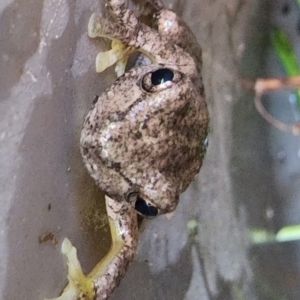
[0,0,266,299]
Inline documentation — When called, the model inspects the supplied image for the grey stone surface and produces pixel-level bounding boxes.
[0,0,265,299]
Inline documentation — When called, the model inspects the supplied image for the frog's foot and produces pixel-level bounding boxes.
[88,7,195,76]
[88,12,138,45]
[45,238,95,300]
[95,40,135,76]
[88,14,135,76]
[45,198,138,300]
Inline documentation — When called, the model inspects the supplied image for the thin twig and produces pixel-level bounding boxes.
[254,76,300,93]
[242,75,300,135]
[253,92,300,134]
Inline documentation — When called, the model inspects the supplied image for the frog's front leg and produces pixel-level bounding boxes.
[46,197,138,300]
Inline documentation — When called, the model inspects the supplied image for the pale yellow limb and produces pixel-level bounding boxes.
[45,238,95,300]
[45,196,138,300]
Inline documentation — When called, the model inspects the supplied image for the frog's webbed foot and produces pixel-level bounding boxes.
[95,39,135,76]
[45,238,95,300]
[45,197,138,300]
[88,14,136,76]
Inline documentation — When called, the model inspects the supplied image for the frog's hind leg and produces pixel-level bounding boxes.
[45,197,138,300]
[134,0,203,72]
[88,5,196,76]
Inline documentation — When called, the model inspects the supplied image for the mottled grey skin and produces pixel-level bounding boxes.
[46,1,208,300]
[81,0,209,215]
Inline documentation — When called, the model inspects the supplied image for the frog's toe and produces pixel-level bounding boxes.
[88,12,120,39]
[88,13,106,38]
[45,238,95,300]
[114,59,127,77]
[95,40,135,74]
[96,49,121,73]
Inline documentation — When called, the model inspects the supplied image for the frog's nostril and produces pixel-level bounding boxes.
[151,68,174,85]
[135,196,158,217]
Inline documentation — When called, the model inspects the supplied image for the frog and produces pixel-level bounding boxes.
[46,0,209,299]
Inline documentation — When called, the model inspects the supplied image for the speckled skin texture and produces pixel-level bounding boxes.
[93,196,138,300]
[47,1,208,299]
[81,0,209,215]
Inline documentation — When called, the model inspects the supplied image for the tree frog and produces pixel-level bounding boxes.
[46,0,208,299]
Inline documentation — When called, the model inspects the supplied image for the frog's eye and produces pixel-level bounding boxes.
[151,68,174,85]
[135,197,158,217]
[126,192,158,217]
[141,68,182,93]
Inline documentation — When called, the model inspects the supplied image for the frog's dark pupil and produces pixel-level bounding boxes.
[135,196,158,217]
[151,68,174,85]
